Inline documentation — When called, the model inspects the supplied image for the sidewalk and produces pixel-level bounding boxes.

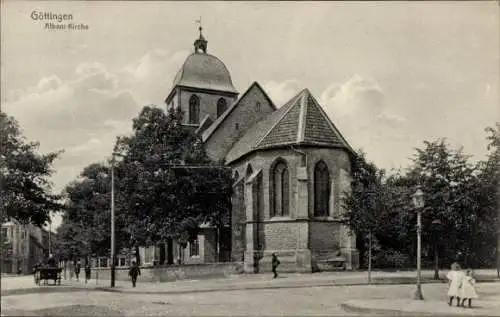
[2,269,499,296]
[61,269,500,295]
[342,298,500,316]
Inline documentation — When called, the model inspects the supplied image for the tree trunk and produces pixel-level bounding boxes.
[497,207,500,278]
[497,182,500,277]
[368,230,372,284]
[134,245,141,266]
[434,246,439,280]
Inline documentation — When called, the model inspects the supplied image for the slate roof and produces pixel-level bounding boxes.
[201,82,276,143]
[225,89,355,164]
[172,53,238,94]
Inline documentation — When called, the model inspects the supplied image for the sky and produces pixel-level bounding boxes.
[1,1,499,230]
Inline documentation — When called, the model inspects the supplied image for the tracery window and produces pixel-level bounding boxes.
[314,161,330,217]
[189,95,200,124]
[217,98,227,118]
[271,160,290,217]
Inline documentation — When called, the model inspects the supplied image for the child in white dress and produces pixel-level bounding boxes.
[459,269,478,308]
[446,262,465,307]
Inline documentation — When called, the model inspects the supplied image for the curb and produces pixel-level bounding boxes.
[87,279,453,295]
[340,302,462,317]
[340,302,500,317]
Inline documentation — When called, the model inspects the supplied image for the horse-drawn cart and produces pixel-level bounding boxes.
[35,267,62,285]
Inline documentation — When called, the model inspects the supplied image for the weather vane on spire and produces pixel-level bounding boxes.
[193,16,207,54]
[195,16,203,34]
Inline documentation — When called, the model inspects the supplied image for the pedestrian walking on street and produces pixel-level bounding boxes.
[272,253,280,279]
[84,263,91,284]
[459,269,478,308]
[447,262,465,307]
[33,262,40,285]
[129,261,141,287]
[75,261,81,282]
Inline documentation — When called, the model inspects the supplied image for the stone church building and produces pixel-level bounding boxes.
[155,28,359,273]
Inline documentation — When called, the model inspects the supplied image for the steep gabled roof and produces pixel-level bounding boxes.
[195,115,214,136]
[201,82,276,142]
[225,88,355,164]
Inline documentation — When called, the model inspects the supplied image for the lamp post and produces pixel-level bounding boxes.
[412,186,425,300]
[431,219,442,280]
[48,218,52,256]
[110,153,116,288]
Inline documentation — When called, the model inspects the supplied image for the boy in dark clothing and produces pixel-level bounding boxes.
[129,261,141,287]
[272,253,280,279]
[84,263,91,284]
[75,261,81,282]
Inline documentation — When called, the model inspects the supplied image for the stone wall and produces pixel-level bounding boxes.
[175,89,238,125]
[204,83,275,161]
[230,147,358,272]
[262,221,300,250]
[90,262,244,283]
[309,221,341,252]
[231,179,246,262]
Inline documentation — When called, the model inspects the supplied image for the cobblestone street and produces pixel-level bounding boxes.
[2,275,500,316]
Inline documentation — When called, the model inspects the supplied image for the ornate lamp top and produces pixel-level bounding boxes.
[412,186,425,209]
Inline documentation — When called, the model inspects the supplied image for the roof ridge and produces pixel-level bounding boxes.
[297,90,308,143]
[254,89,305,149]
[306,93,356,155]
[201,82,276,142]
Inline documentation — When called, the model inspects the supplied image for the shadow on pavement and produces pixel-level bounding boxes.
[1,287,100,297]
[2,305,123,317]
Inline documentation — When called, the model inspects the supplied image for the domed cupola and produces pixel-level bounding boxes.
[165,24,239,126]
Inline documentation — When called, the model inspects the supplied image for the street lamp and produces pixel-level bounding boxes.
[412,186,425,300]
[110,153,117,288]
[109,151,128,288]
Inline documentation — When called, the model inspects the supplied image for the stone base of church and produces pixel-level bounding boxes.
[244,251,259,273]
[243,247,360,273]
[311,250,346,272]
[341,247,360,270]
[294,249,312,273]
[244,249,313,273]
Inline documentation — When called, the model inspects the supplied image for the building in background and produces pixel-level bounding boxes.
[1,220,51,274]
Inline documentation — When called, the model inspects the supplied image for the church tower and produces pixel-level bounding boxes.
[165,26,239,127]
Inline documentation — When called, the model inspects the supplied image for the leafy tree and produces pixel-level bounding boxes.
[341,151,387,274]
[341,137,497,271]
[114,106,232,255]
[406,139,484,268]
[54,163,127,261]
[0,113,63,226]
[481,123,499,272]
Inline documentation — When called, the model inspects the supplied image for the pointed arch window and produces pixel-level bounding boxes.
[189,95,200,124]
[246,164,253,178]
[271,160,290,217]
[314,161,330,217]
[217,98,227,118]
